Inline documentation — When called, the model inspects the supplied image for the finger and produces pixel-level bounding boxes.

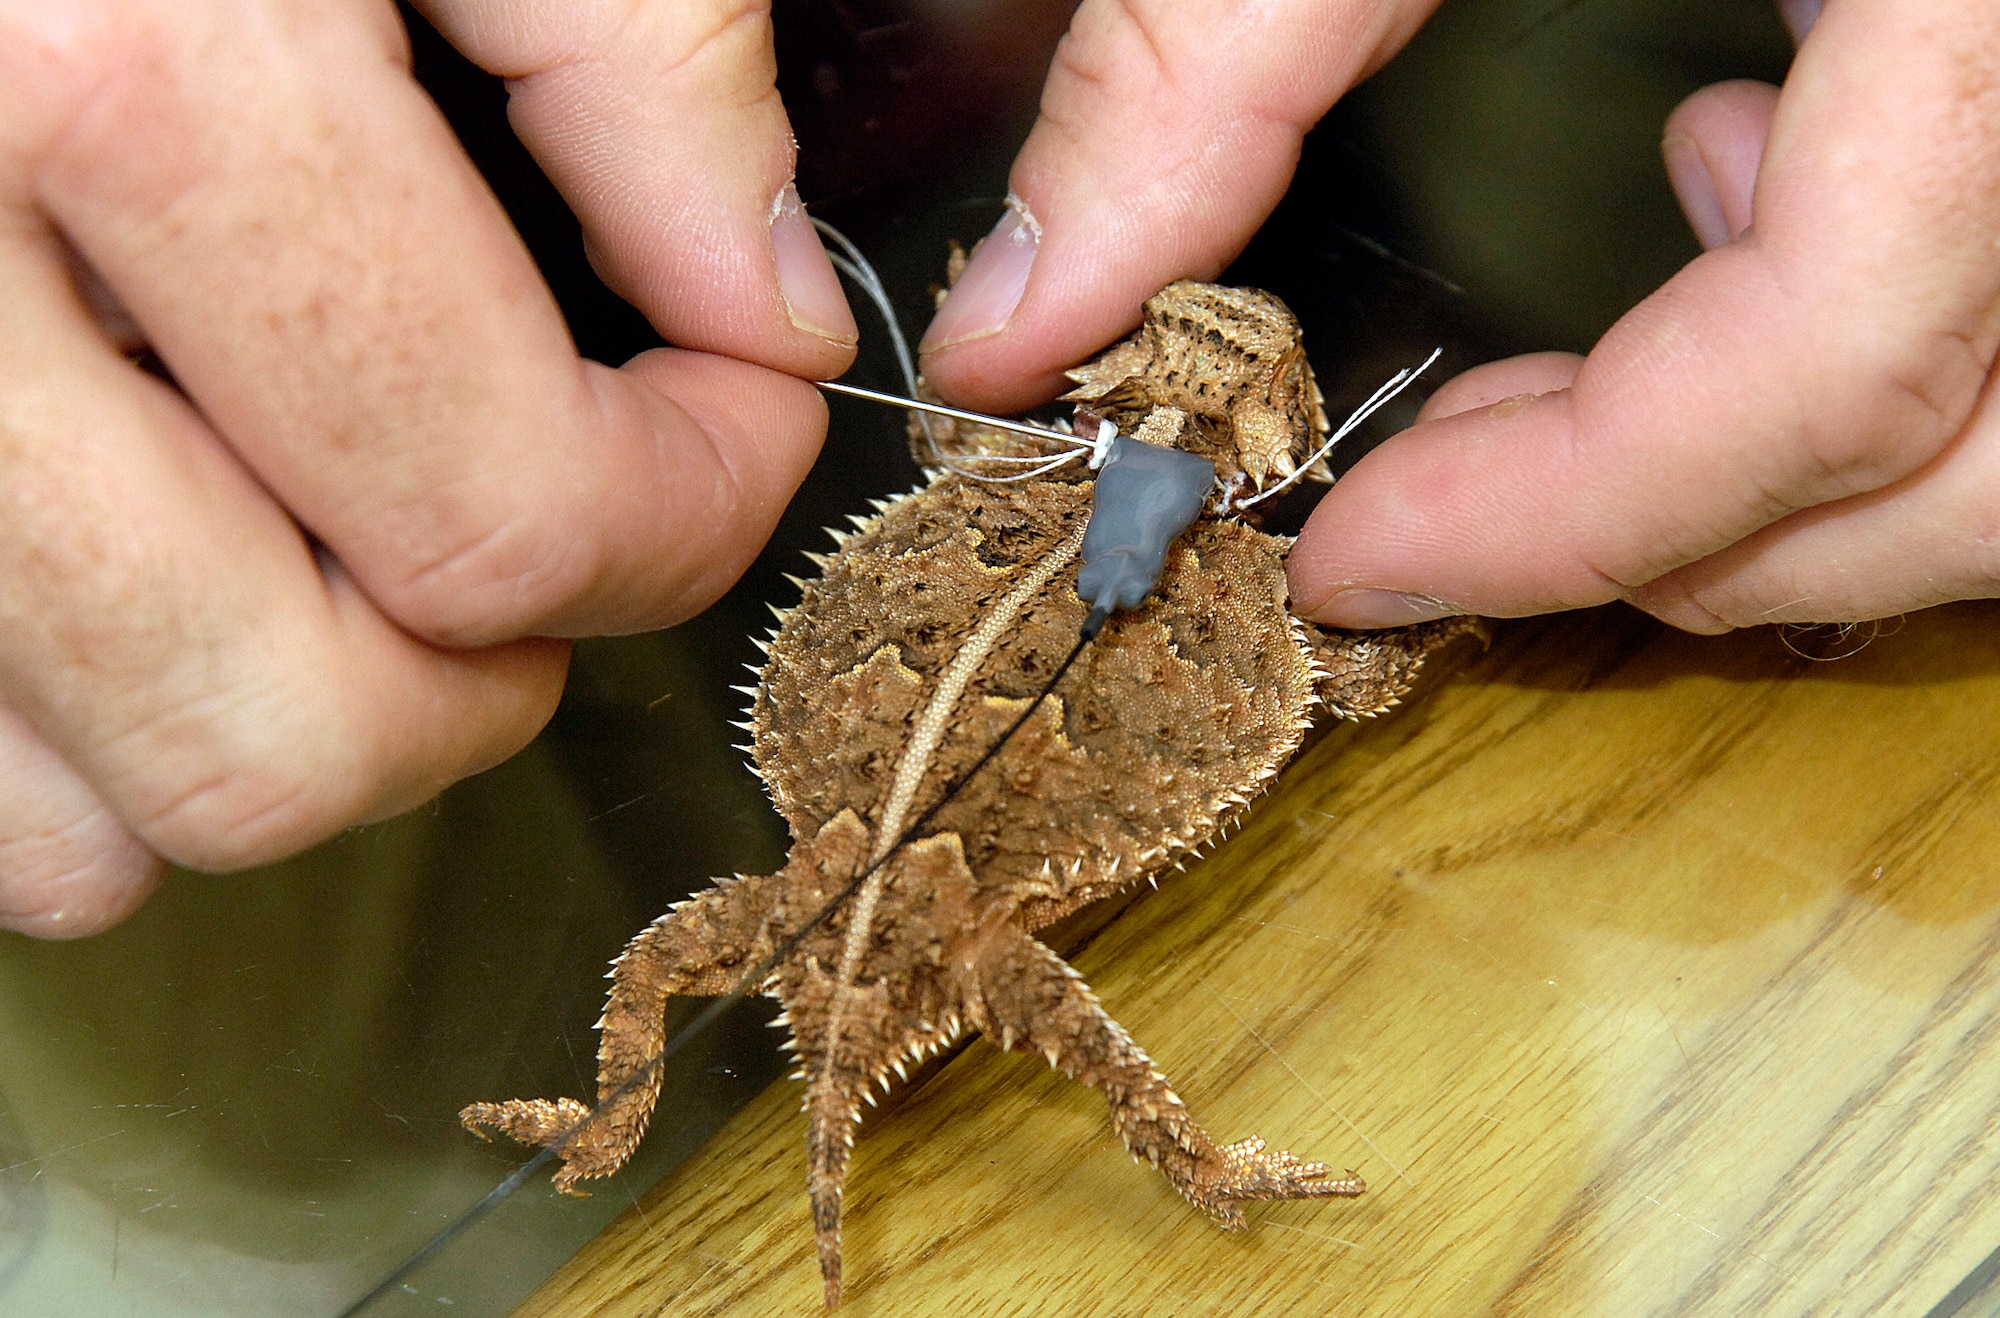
[0,219,568,875]
[616,347,836,614]
[1662,80,1780,249]
[1414,352,1584,423]
[1778,0,1823,45]
[918,0,1443,412]
[1631,386,2000,629]
[417,0,857,370]
[57,238,146,356]
[25,2,826,646]
[0,703,161,940]
[1294,0,2000,628]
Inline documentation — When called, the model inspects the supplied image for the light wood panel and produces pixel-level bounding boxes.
[519,603,2000,1316]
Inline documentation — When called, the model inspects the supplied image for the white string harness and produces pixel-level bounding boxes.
[814,215,1439,516]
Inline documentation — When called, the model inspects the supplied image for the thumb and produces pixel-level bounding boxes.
[919,0,1441,412]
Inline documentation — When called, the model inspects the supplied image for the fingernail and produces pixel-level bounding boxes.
[1661,134,1732,250]
[920,195,1040,352]
[1777,0,1821,43]
[770,183,857,346]
[1311,589,1460,629]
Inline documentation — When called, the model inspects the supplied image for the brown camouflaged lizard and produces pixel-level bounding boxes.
[463,281,1475,1307]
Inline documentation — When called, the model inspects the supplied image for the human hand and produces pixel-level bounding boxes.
[0,0,858,936]
[1290,0,2000,635]
[915,0,1444,412]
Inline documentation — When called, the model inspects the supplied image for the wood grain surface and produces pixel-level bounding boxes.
[518,603,2000,1317]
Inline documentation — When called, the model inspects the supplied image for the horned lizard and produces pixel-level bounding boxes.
[463,281,1475,1306]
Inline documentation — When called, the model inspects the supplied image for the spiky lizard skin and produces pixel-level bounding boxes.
[463,282,1478,1308]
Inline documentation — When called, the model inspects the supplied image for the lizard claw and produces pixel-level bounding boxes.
[1186,1136,1367,1226]
[460,1098,605,1193]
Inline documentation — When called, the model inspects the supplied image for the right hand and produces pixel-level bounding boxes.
[917,0,1444,412]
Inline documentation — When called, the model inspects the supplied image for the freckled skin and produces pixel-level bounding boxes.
[463,283,1478,1308]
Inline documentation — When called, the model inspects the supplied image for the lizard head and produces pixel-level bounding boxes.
[1060,281,1331,501]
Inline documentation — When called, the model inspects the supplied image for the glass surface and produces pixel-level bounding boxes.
[0,1,1861,1314]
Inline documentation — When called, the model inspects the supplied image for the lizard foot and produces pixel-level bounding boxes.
[459,1097,609,1193]
[1185,1136,1366,1227]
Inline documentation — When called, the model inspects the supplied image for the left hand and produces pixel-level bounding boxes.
[0,0,854,936]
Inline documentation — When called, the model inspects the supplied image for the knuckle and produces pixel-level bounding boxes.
[0,840,160,944]
[1577,513,1720,598]
[134,753,349,873]
[1048,0,1322,130]
[1795,329,1992,496]
[653,0,774,74]
[1047,0,1179,121]
[367,502,600,646]
[497,0,772,82]
[0,2,120,152]
[1037,0,1308,214]
[118,690,372,871]
[0,811,161,938]
[116,642,564,869]
[1788,410,1922,500]
[1625,575,1742,634]
[1072,0,1174,83]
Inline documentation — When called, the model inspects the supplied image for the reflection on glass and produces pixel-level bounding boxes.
[0,1,1808,1313]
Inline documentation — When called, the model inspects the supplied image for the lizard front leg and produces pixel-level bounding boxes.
[969,925,1364,1224]
[1311,614,1486,719]
[461,870,782,1192]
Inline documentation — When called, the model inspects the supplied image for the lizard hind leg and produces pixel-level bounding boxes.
[971,927,1365,1225]
[460,871,782,1193]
